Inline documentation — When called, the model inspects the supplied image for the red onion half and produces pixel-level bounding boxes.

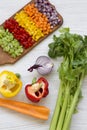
[28,56,54,75]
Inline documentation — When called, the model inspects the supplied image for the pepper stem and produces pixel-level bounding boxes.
[32,77,37,84]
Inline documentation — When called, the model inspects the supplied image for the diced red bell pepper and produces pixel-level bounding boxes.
[25,77,49,103]
[4,18,35,49]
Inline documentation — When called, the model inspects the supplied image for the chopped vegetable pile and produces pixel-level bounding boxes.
[4,18,35,49]
[14,10,44,41]
[48,28,87,130]
[0,0,61,59]
[0,26,23,58]
[24,3,52,35]
[35,0,60,28]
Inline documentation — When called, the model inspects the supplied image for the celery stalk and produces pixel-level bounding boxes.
[56,84,70,130]
[48,28,87,130]
[49,82,63,130]
[62,72,84,130]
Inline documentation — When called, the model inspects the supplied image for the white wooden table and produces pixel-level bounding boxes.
[0,0,87,130]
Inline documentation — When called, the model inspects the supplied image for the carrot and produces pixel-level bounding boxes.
[0,98,50,120]
[24,3,52,35]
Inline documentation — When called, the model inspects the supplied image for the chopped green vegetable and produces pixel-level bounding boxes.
[0,26,23,58]
[48,28,87,130]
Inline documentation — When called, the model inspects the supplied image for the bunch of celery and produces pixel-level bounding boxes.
[48,28,87,130]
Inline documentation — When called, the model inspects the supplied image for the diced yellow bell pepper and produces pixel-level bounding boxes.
[0,70,22,98]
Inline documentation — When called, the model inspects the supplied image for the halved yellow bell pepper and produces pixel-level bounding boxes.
[0,70,22,98]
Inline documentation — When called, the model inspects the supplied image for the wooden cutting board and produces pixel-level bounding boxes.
[0,0,63,65]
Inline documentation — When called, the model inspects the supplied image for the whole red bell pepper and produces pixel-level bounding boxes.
[25,77,49,102]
